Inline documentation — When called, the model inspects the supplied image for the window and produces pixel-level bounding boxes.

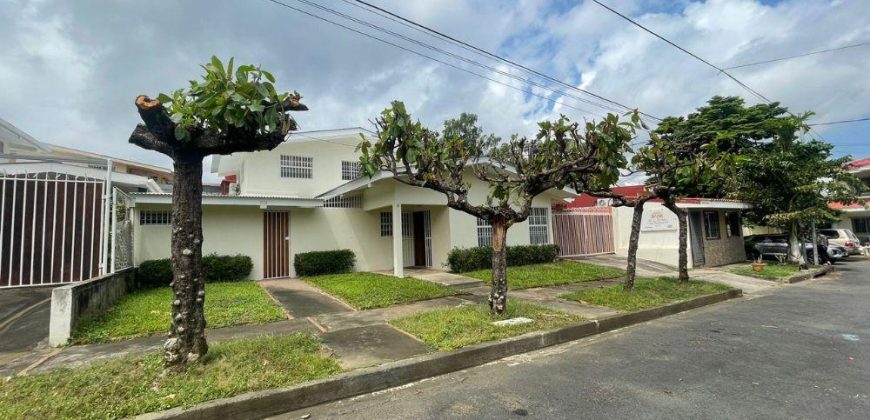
[323,194,362,208]
[529,207,549,245]
[140,210,171,225]
[341,160,361,180]
[380,212,392,237]
[725,211,741,238]
[820,229,840,239]
[477,218,493,247]
[853,218,870,235]
[703,211,720,240]
[280,155,312,179]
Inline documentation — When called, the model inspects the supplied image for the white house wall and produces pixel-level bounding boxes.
[612,205,682,268]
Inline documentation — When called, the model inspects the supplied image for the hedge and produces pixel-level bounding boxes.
[447,244,559,273]
[136,254,253,289]
[294,249,356,277]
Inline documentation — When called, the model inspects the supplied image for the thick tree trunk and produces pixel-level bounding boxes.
[488,219,509,315]
[787,222,806,267]
[663,200,689,283]
[624,200,646,291]
[164,153,208,370]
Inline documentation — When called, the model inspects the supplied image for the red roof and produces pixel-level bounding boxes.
[565,185,648,208]
[847,157,870,170]
[830,200,870,210]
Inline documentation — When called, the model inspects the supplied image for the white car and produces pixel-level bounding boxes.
[820,229,866,256]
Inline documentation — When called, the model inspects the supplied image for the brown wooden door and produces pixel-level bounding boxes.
[263,211,290,278]
[413,211,426,266]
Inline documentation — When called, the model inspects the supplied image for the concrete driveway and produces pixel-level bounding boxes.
[0,287,52,357]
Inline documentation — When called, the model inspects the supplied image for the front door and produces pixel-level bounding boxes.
[689,211,705,267]
[413,211,426,266]
[263,211,290,278]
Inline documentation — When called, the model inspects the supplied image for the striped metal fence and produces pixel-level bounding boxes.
[552,207,615,257]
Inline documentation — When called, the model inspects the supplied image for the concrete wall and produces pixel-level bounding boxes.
[700,210,746,267]
[48,268,134,346]
[613,205,680,267]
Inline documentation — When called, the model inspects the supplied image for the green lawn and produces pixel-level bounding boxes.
[561,277,732,312]
[0,334,341,420]
[391,301,584,351]
[305,272,460,310]
[463,261,624,290]
[731,263,800,280]
[71,281,286,344]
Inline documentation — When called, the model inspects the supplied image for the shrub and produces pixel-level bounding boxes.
[447,244,559,273]
[135,254,254,288]
[294,249,356,277]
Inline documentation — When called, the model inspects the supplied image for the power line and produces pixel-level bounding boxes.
[261,0,601,118]
[724,41,870,70]
[808,116,870,127]
[345,0,661,121]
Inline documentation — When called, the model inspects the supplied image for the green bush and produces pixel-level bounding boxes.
[447,244,559,273]
[294,249,356,277]
[135,254,253,288]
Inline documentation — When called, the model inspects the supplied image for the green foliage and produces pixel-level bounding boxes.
[136,254,253,288]
[304,272,459,309]
[446,244,559,272]
[391,301,584,351]
[71,281,285,344]
[463,261,625,290]
[0,334,340,419]
[293,249,356,277]
[561,277,732,311]
[157,56,301,141]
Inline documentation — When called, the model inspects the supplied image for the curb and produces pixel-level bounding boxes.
[782,264,834,284]
[137,288,742,420]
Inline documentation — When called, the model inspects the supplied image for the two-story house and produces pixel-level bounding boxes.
[830,157,870,244]
[130,128,572,279]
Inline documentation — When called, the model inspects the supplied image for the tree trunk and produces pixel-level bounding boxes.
[624,200,646,291]
[488,219,509,315]
[787,222,806,267]
[663,200,689,283]
[164,153,208,370]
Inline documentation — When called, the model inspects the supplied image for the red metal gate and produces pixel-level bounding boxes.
[552,207,614,257]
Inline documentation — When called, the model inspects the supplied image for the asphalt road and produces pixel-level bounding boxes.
[274,258,870,420]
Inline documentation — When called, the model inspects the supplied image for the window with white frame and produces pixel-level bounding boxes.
[323,194,362,208]
[380,212,392,237]
[280,155,312,179]
[703,211,721,240]
[341,160,361,180]
[725,211,741,238]
[477,218,493,247]
[529,207,549,245]
[140,210,172,225]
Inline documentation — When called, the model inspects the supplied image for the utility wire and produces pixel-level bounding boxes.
[261,0,601,118]
[808,116,870,127]
[724,41,870,70]
[346,0,661,121]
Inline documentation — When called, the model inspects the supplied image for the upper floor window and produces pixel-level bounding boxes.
[342,160,362,180]
[280,155,312,179]
[529,207,549,245]
[323,194,362,208]
[477,218,493,247]
[703,211,720,240]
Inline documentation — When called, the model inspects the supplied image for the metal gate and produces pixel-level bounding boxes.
[552,207,615,257]
[0,171,107,287]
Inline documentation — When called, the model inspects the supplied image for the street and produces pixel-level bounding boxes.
[275,259,870,419]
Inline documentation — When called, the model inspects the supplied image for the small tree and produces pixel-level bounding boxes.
[128,57,307,369]
[360,102,637,314]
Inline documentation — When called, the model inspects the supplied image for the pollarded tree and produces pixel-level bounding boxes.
[360,101,638,314]
[128,57,307,370]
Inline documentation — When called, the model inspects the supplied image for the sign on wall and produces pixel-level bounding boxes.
[641,208,678,231]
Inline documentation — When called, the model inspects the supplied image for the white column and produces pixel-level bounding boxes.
[392,203,404,277]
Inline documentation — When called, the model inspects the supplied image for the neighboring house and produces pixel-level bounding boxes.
[566,186,750,268]
[130,128,572,280]
[829,157,870,244]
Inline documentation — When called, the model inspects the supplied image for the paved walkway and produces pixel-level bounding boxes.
[0,286,52,367]
[565,254,677,277]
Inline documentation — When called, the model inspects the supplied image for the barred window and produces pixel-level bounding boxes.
[477,218,493,247]
[341,160,361,180]
[380,212,392,237]
[529,207,549,245]
[280,155,313,179]
[140,210,172,225]
[323,194,362,208]
[703,211,720,240]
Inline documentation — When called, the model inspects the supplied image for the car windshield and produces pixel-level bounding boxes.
[845,230,860,241]
[820,230,839,238]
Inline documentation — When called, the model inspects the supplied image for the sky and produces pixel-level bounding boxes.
[1,0,869,182]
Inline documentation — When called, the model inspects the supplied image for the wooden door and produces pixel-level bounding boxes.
[263,211,290,278]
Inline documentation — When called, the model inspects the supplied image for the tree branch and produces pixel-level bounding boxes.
[129,124,175,157]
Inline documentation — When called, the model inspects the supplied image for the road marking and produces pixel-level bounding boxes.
[0,297,50,334]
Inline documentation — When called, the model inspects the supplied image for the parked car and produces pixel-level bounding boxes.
[744,234,844,262]
[819,229,866,256]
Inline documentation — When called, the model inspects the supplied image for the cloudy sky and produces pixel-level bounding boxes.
[2,0,869,181]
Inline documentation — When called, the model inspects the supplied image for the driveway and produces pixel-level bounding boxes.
[273,258,870,419]
[0,287,52,357]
